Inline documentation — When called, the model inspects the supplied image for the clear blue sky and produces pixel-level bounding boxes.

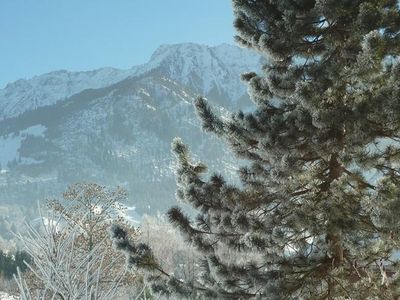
[0,0,235,88]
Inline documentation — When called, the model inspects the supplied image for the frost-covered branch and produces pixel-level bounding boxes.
[14,209,126,300]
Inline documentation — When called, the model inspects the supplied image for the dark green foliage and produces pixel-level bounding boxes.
[113,0,400,299]
[110,224,157,271]
[0,250,31,279]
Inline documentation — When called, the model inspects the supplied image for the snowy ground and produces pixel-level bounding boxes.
[0,292,18,300]
[0,124,46,168]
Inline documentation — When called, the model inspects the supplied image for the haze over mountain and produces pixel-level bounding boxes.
[0,43,263,215]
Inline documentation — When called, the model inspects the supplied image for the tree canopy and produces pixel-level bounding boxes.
[112,1,400,299]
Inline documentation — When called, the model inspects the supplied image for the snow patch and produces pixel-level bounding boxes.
[0,291,18,300]
[146,104,156,111]
[0,124,47,168]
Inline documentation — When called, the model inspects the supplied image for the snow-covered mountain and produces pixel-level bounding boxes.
[139,43,262,103]
[0,43,262,121]
[0,43,263,213]
[0,68,137,121]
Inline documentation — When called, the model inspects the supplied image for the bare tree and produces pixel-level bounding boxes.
[14,209,126,300]
[47,183,132,252]
[47,183,139,290]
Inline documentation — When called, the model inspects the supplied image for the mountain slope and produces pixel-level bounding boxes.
[0,43,262,120]
[0,43,262,213]
[0,67,137,121]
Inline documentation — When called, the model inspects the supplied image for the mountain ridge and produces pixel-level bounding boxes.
[0,43,262,121]
[0,43,263,214]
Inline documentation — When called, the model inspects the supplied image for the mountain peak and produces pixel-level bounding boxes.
[143,42,262,101]
[149,43,210,63]
[149,42,250,62]
[0,43,262,121]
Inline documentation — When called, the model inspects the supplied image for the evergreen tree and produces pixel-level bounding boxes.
[112,1,400,298]
[0,250,30,279]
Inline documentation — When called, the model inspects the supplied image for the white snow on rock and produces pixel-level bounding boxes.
[0,43,263,121]
[0,68,137,121]
[0,124,46,168]
[138,43,263,101]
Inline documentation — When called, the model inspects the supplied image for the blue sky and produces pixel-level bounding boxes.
[0,0,235,88]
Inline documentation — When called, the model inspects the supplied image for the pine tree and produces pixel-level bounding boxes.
[112,1,400,298]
